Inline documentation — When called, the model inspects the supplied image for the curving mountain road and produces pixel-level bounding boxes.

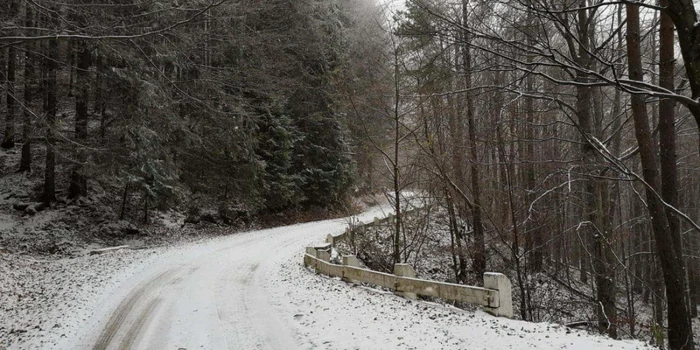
[64,207,388,350]
[54,204,652,350]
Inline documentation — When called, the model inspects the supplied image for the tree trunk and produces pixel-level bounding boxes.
[664,0,700,138]
[392,44,402,265]
[446,190,465,282]
[42,12,58,205]
[94,51,108,140]
[523,9,542,273]
[659,0,693,321]
[573,2,616,338]
[504,140,529,320]
[2,43,17,149]
[626,4,695,349]
[689,229,700,317]
[19,4,34,172]
[463,1,485,279]
[1,0,19,149]
[119,184,129,220]
[68,40,91,198]
[67,43,75,97]
[659,0,680,254]
[143,194,149,224]
[447,31,466,282]
[0,44,5,124]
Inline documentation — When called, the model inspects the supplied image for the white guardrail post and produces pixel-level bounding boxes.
[342,255,360,283]
[393,264,418,300]
[483,272,513,318]
[305,247,317,257]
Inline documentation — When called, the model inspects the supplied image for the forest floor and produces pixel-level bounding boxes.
[1,204,654,349]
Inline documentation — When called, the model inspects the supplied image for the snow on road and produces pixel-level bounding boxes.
[3,206,652,349]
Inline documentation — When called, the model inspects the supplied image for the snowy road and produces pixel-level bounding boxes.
[33,205,652,350]
[64,207,388,350]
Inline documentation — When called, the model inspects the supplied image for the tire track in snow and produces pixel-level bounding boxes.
[118,297,161,350]
[92,267,185,349]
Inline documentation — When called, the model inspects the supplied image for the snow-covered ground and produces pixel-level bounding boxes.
[0,248,164,348]
[1,206,653,349]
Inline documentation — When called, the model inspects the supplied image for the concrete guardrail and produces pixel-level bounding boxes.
[304,243,513,318]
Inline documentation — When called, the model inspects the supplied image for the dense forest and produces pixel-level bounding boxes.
[0,0,369,220]
[3,0,700,349]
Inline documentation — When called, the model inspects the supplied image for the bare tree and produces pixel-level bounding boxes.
[41,9,58,205]
[68,40,91,198]
[19,3,34,172]
[626,2,694,348]
[2,0,20,149]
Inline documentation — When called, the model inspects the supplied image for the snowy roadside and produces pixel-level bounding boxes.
[270,246,655,349]
[0,247,166,348]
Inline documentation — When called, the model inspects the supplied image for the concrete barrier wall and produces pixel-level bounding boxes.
[316,208,513,318]
[304,250,513,318]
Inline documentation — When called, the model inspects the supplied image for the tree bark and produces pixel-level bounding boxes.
[19,4,34,172]
[659,0,691,320]
[447,33,467,282]
[524,10,542,272]
[68,40,91,198]
[626,3,694,349]
[463,0,485,279]
[1,0,19,149]
[664,1,700,138]
[0,45,5,123]
[42,11,58,205]
[446,190,465,282]
[2,42,17,148]
[392,43,402,265]
[573,2,617,338]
